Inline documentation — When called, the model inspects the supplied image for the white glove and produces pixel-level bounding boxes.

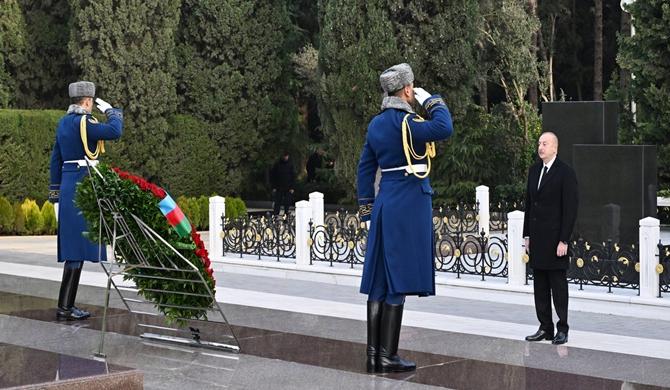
[54,202,59,223]
[413,87,431,105]
[95,98,113,113]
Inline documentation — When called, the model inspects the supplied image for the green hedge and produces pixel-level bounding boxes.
[0,195,247,235]
[0,109,253,203]
[0,109,62,202]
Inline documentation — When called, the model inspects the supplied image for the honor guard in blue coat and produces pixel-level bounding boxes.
[48,81,123,320]
[357,63,453,373]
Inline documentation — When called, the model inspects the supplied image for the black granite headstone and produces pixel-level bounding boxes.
[572,145,657,244]
[542,101,619,167]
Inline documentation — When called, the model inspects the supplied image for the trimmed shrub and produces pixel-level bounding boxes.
[21,198,43,234]
[13,202,25,234]
[0,196,14,233]
[225,197,247,220]
[41,200,57,234]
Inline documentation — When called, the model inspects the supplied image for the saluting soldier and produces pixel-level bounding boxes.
[49,81,123,320]
[357,63,454,373]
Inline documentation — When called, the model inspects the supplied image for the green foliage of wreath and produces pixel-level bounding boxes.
[76,164,216,325]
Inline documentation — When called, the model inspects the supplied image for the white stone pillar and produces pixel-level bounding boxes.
[208,196,226,260]
[507,211,526,286]
[309,192,324,227]
[476,185,490,236]
[295,200,312,266]
[639,217,660,298]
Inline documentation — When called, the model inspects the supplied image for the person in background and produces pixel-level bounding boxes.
[270,151,296,215]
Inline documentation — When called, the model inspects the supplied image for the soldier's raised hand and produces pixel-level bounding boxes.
[95,98,112,113]
[413,87,431,105]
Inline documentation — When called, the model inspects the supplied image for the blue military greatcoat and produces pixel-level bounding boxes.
[357,96,453,296]
[49,109,123,263]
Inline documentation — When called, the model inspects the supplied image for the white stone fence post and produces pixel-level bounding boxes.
[208,196,225,260]
[476,185,489,236]
[309,192,324,228]
[295,200,312,266]
[639,217,660,298]
[507,211,526,286]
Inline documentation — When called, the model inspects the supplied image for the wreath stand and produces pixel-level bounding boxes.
[83,162,240,359]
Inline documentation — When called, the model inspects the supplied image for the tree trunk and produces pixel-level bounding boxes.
[527,0,539,107]
[593,0,603,100]
[619,9,632,95]
[478,78,488,111]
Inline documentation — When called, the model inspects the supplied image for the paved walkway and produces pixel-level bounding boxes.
[1,235,669,389]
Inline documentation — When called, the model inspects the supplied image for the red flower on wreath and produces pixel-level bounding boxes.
[112,166,216,284]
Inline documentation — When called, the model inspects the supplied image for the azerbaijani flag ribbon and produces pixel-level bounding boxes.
[157,194,192,238]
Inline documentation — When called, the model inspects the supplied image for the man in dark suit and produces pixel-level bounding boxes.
[523,132,578,345]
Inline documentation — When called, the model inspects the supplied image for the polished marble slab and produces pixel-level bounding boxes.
[1,291,667,390]
[0,342,141,389]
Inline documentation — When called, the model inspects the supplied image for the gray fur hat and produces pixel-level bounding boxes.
[68,81,95,98]
[379,63,414,95]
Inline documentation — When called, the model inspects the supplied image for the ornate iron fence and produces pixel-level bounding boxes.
[221,213,295,261]
[432,203,479,234]
[489,200,524,233]
[309,220,367,268]
[434,230,508,280]
[657,242,670,297]
[525,239,639,293]
[323,208,360,229]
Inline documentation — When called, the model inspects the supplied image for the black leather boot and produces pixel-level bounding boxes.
[68,266,90,319]
[56,266,89,321]
[366,301,382,373]
[377,303,416,373]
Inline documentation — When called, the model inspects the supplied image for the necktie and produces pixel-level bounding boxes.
[538,165,548,190]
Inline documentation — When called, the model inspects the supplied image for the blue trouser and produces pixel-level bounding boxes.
[367,255,405,305]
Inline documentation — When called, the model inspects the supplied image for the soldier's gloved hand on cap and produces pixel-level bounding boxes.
[413,87,431,105]
[95,98,113,113]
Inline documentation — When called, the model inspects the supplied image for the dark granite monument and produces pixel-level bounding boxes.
[541,101,657,245]
[542,101,619,167]
[572,145,657,244]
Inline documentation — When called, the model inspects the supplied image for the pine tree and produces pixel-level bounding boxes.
[69,0,181,181]
[617,0,670,189]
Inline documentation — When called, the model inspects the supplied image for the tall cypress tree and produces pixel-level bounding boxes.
[319,0,400,196]
[69,0,180,181]
[16,0,75,109]
[618,0,670,189]
[0,0,26,108]
[176,0,300,196]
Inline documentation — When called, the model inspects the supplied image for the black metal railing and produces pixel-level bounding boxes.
[489,200,524,233]
[432,203,479,234]
[657,242,670,297]
[525,239,639,293]
[308,219,366,268]
[221,213,295,261]
[434,230,508,280]
[324,209,360,229]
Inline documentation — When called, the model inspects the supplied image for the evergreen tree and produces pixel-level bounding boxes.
[0,0,26,108]
[176,0,301,196]
[16,0,75,109]
[319,0,401,196]
[69,0,181,181]
[389,0,480,117]
[617,0,670,189]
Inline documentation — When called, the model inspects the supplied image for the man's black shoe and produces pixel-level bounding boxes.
[552,332,568,345]
[525,329,553,342]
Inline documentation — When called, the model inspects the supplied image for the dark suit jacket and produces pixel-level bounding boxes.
[523,158,579,270]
